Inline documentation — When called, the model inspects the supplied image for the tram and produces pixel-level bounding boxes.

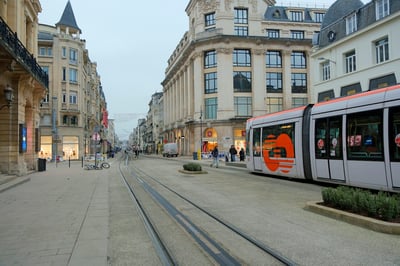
[246,84,400,192]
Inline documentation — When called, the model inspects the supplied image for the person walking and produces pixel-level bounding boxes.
[239,148,245,161]
[229,145,237,162]
[210,145,219,168]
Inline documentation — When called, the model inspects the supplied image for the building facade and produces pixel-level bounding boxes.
[0,0,48,175]
[162,0,326,156]
[37,1,109,161]
[312,0,400,101]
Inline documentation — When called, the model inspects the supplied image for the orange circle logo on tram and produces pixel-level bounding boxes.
[262,133,295,174]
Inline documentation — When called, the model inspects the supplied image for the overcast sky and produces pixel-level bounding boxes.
[38,0,364,140]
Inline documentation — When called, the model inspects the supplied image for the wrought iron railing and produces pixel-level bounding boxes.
[0,16,48,89]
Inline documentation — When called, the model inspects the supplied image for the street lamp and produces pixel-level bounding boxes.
[0,85,14,110]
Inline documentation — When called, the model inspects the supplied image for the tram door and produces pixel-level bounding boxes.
[389,107,400,188]
[252,128,263,171]
[314,117,345,181]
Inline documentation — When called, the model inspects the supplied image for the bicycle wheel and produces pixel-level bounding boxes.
[101,162,110,169]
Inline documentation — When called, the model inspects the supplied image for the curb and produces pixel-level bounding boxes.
[178,169,208,174]
[305,201,400,235]
[0,177,31,193]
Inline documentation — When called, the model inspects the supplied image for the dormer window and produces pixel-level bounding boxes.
[376,0,390,20]
[273,10,281,18]
[290,11,303,22]
[346,13,357,34]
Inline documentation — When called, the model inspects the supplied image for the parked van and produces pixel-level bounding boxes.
[162,143,178,157]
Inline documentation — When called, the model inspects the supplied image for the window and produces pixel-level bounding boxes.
[233,71,252,92]
[314,12,325,23]
[262,123,295,159]
[234,97,252,117]
[234,8,248,24]
[266,97,283,113]
[347,110,383,160]
[69,48,78,64]
[291,51,306,68]
[234,26,248,36]
[291,30,304,39]
[291,73,307,93]
[205,12,216,27]
[267,29,280,38]
[252,127,261,157]
[63,115,69,125]
[42,93,50,103]
[69,91,77,104]
[39,47,52,56]
[41,66,49,75]
[233,49,251,67]
[266,51,282,68]
[204,50,217,68]
[315,116,342,159]
[266,72,282,93]
[375,37,389,64]
[292,97,307,107]
[62,91,67,103]
[62,67,66,81]
[205,98,217,119]
[205,72,217,94]
[62,47,67,58]
[290,11,303,21]
[70,116,78,126]
[389,107,400,161]
[345,50,356,73]
[322,61,330,81]
[69,68,78,83]
[346,13,357,34]
[376,0,390,20]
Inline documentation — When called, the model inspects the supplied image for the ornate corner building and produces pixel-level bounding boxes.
[37,1,110,161]
[0,0,48,175]
[161,0,326,156]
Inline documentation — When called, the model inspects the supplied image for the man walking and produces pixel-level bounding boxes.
[210,145,219,168]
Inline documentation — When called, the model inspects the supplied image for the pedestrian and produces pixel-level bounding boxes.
[239,148,245,161]
[210,145,219,168]
[229,145,237,162]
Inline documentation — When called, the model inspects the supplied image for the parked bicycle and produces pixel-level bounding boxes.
[84,161,110,170]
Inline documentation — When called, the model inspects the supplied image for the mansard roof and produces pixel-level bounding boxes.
[321,0,364,29]
[264,6,318,23]
[56,1,81,33]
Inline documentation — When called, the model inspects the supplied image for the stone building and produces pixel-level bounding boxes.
[162,0,326,156]
[311,0,400,101]
[37,1,109,161]
[0,0,48,175]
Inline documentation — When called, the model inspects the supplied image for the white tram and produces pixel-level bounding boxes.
[246,84,400,192]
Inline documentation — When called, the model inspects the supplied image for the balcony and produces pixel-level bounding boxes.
[0,17,48,89]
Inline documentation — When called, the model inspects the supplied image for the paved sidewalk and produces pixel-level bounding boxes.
[0,160,112,266]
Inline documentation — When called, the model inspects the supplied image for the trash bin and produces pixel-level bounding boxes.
[193,152,198,160]
[38,158,46,171]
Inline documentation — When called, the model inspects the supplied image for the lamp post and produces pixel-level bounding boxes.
[1,85,14,174]
[181,135,185,156]
[51,96,58,162]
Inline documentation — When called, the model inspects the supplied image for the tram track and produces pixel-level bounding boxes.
[118,155,298,266]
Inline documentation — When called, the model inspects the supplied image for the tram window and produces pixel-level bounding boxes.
[253,128,261,157]
[315,116,342,159]
[389,107,400,161]
[347,110,383,160]
[315,119,327,159]
[262,123,295,158]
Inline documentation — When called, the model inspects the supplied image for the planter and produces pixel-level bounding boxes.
[305,201,400,235]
